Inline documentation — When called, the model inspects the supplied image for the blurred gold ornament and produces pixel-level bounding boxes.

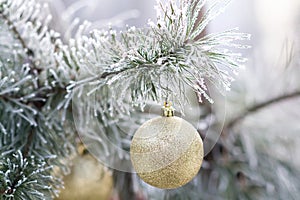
[130,102,203,189]
[56,153,113,200]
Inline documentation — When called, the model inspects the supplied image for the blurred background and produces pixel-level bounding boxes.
[42,0,300,199]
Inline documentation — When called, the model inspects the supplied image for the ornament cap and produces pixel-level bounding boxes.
[162,101,175,117]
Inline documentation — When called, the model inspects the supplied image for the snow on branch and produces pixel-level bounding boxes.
[0,151,61,199]
[66,0,250,118]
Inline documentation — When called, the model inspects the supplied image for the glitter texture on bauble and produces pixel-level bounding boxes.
[130,103,203,189]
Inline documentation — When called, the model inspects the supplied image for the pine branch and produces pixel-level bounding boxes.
[227,90,300,128]
[0,11,39,73]
[0,1,77,198]
[0,12,27,51]
[66,0,250,122]
[0,151,61,199]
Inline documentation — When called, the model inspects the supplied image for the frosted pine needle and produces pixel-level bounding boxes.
[66,0,250,116]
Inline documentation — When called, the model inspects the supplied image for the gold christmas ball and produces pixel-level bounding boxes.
[56,154,113,200]
[130,116,203,189]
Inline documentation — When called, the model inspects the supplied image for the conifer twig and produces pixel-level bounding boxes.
[0,12,38,72]
[227,90,300,129]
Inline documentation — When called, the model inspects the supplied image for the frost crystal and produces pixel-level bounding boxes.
[67,0,250,116]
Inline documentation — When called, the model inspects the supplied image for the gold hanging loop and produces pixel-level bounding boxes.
[162,101,175,117]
